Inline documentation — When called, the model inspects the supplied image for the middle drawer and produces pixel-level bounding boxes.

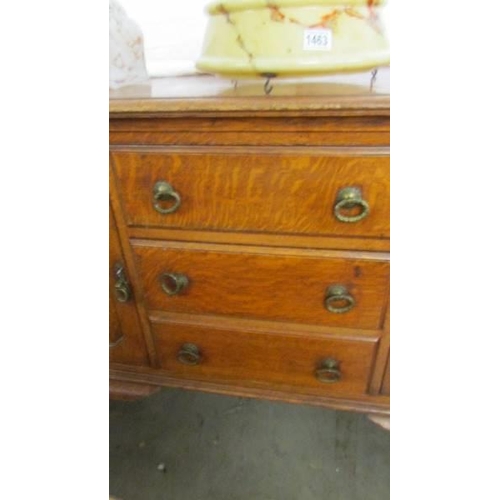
[132,240,389,330]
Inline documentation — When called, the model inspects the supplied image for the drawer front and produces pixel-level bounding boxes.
[152,320,376,397]
[112,151,389,239]
[133,241,389,330]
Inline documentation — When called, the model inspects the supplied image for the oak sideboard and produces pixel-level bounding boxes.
[109,70,390,416]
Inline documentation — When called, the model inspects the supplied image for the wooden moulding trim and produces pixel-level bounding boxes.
[109,134,389,148]
[109,380,160,400]
[108,144,390,156]
[149,310,380,341]
[108,116,389,131]
[109,98,390,118]
[127,228,390,252]
[110,367,390,415]
[109,110,390,120]
[131,238,389,263]
[108,117,389,143]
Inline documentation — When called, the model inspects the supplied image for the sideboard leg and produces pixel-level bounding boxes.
[368,414,390,430]
[110,380,160,401]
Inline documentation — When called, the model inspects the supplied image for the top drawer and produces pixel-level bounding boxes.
[111,149,389,239]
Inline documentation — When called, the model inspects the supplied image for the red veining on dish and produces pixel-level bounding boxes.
[310,10,343,29]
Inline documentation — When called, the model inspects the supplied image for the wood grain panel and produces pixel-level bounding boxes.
[111,130,389,147]
[151,319,377,397]
[109,295,123,346]
[109,116,389,134]
[368,303,390,394]
[128,226,390,252]
[112,150,389,239]
[149,310,380,341]
[109,113,389,147]
[381,353,390,396]
[109,206,150,366]
[132,240,389,330]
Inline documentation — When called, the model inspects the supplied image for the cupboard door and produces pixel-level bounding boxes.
[109,206,149,366]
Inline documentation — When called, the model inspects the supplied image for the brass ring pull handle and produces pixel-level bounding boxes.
[114,282,130,303]
[177,343,201,365]
[153,181,181,214]
[114,263,131,303]
[315,358,341,383]
[334,187,370,223]
[324,285,355,314]
[160,272,189,296]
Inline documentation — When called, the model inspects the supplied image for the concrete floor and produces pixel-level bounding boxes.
[110,388,389,500]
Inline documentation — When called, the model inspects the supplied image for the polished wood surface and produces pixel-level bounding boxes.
[109,69,389,115]
[151,317,377,398]
[110,117,388,147]
[368,303,390,395]
[132,240,389,329]
[110,168,160,368]
[110,366,389,415]
[149,311,380,341]
[112,149,389,239]
[109,71,390,415]
[109,292,123,347]
[381,353,390,396]
[109,207,149,366]
[109,380,160,400]
[127,226,390,252]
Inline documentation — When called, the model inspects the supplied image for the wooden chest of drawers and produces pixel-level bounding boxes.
[109,72,390,415]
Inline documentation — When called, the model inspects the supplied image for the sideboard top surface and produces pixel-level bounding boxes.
[109,68,389,117]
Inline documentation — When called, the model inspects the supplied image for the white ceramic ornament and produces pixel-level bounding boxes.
[109,0,149,89]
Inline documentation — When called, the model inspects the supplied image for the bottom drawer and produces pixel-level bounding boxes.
[152,320,377,397]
